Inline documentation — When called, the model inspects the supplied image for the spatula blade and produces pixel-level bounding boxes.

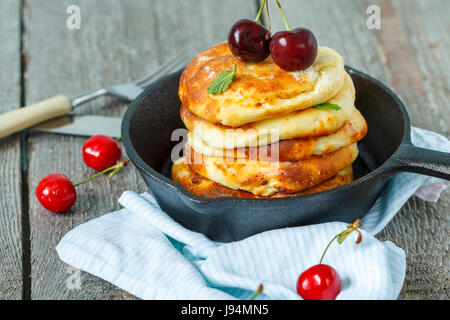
[31,115,122,138]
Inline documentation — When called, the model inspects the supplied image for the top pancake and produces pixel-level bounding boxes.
[182,72,355,149]
[179,42,346,127]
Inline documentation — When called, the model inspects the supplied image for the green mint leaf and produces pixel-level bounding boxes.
[314,103,342,111]
[207,64,237,95]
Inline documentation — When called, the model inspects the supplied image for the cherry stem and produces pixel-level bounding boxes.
[115,136,122,142]
[276,0,291,31]
[265,0,272,35]
[319,219,362,264]
[319,234,340,265]
[254,0,267,23]
[73,160,129,187]
[249,284,264,300]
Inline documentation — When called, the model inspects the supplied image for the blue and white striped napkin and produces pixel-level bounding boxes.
[56,127,449,300]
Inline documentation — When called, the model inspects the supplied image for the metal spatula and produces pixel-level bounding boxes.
[0,52,190,139]
[31,115,122,138]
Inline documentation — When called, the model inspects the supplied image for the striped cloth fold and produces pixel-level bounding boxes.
[56,127,449,300]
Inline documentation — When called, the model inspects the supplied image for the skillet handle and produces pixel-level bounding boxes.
[392,144,450,180]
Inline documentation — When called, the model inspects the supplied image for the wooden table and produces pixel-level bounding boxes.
[0,0,448,300]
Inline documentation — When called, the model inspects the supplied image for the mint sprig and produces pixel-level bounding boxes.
[207,64,237,95]
[314,103,342,111]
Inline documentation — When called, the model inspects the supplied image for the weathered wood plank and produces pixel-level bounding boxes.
[24,0,258,299]
[375,0,449,300]
[22,0,448,300]
[390,0,449,135]
[369,0,448,134]
[265,0,449,299]
[0,0,23,300]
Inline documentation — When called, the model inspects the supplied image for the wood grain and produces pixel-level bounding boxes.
[0,0,443,300]
[0,0,23,300]
[375,0,449,300]
[23,0,258,299]
[390,0,450,135]
[264,0,449,299]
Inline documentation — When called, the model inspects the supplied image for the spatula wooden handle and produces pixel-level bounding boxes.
[0,95,72,139]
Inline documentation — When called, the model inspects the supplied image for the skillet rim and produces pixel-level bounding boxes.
[122,66,411,204]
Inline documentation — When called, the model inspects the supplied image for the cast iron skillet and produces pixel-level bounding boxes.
[122,67,450,242]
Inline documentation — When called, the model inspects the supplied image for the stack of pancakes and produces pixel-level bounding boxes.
[172,43,367,198]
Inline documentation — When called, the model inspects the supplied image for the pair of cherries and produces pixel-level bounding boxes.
[36,135,125,213]
[228,5,317,72]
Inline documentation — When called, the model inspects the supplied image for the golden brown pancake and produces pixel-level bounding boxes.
[189,109,367,162]
[181,72,355,149]
[179,43,346,127]
[185,143,358,197]
[172,157,353,198]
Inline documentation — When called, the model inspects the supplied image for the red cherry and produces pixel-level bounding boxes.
[270,28,318,71]
[295,219,362,300]
[82,135,122,171]
[35,161,129,213]
[297,264,341,300]
[35,174,77,213]
[228,19,271,62]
